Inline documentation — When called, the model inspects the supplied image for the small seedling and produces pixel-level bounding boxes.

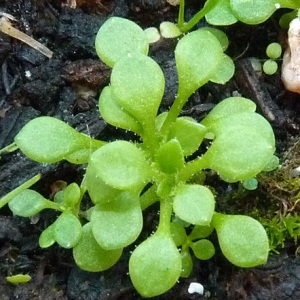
[1,17,278,297]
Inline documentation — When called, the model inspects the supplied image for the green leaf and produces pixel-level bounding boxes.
[64,183,81,207]
[168,117,207,156]
[39,224,55,248]
[87,140,151,190]
[188,225,214,240]
[201,112,275,182]
[14,117,104,164]
[191,239,215,260]
[95,17,149,67]
[213,213,269,267]
[8,189,49,217]
[86,172,122,204]
[129,232,182,297]
[73,223,122,272]
[201,97,256,127]
[156,139,184,174]
[170,222,187,246]
[91,192,143,250]
[175,28,224,99]
[99,86,142,134]
[180,249,193,278]
[209,54,235,84]
[160,21,182,38]
[173,185,215,225]
[205,0,238,25]
[201,27,230,51]
[111,53,164,127]
[53,212,82,249]
[230,0,277,25]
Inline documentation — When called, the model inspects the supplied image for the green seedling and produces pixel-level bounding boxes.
[1,17,278,297]
[263,42,283,75]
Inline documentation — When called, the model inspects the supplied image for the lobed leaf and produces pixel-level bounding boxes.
[73,223,122,272]
[213,213,269,267]
[173,184,215,226]
[129,232,182,297]
[175,29,224,99]
[14,117,104,164]
[91,192,143,250]
[111,53,165,127]
[201,97,256,127]
[95,17,149,67]
[201,112,275,182]
[99,86,142,134]
[209,54,235,84]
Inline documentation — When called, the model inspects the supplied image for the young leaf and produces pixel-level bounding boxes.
[87,140,151,190]
[129,232,182,297]
[91,192,143,250]
[180,249,193,278]
[168,117,207,156]
[14,117,104,164]
[64,183,81,207]
[173,185,215,226]
[170,222,187,246]
[53,211,82,249]
[111,53,165,127]
[99,86,142,134]
[191,239,215,260]
[213,213,269,267]
[156,139,184,174]
[175,29,224,99]
[201,112,275,182]
[8,189,53,217]
[73,223,123,272]
[188,225,214,240]
[39,224,56,248]
[95,17,149,67]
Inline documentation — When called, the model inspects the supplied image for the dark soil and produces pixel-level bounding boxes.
[1,1,300,299]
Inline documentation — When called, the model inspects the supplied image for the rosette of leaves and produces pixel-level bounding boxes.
[1,17,278,298]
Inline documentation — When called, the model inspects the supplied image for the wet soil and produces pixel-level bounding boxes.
[1,1,300,299]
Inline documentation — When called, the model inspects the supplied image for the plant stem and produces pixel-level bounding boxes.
[139,185,159,210]
[0,173,41,208]
[178,0,185,28]
[178,156,207,182]
[160,93,187,138]
[177,0,222,33]
[157,197,173,234]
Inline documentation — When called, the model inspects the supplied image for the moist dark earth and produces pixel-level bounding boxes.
[1,0,300,299]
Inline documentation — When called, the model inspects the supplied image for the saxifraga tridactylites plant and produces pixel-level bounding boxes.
[0,17,278,297]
